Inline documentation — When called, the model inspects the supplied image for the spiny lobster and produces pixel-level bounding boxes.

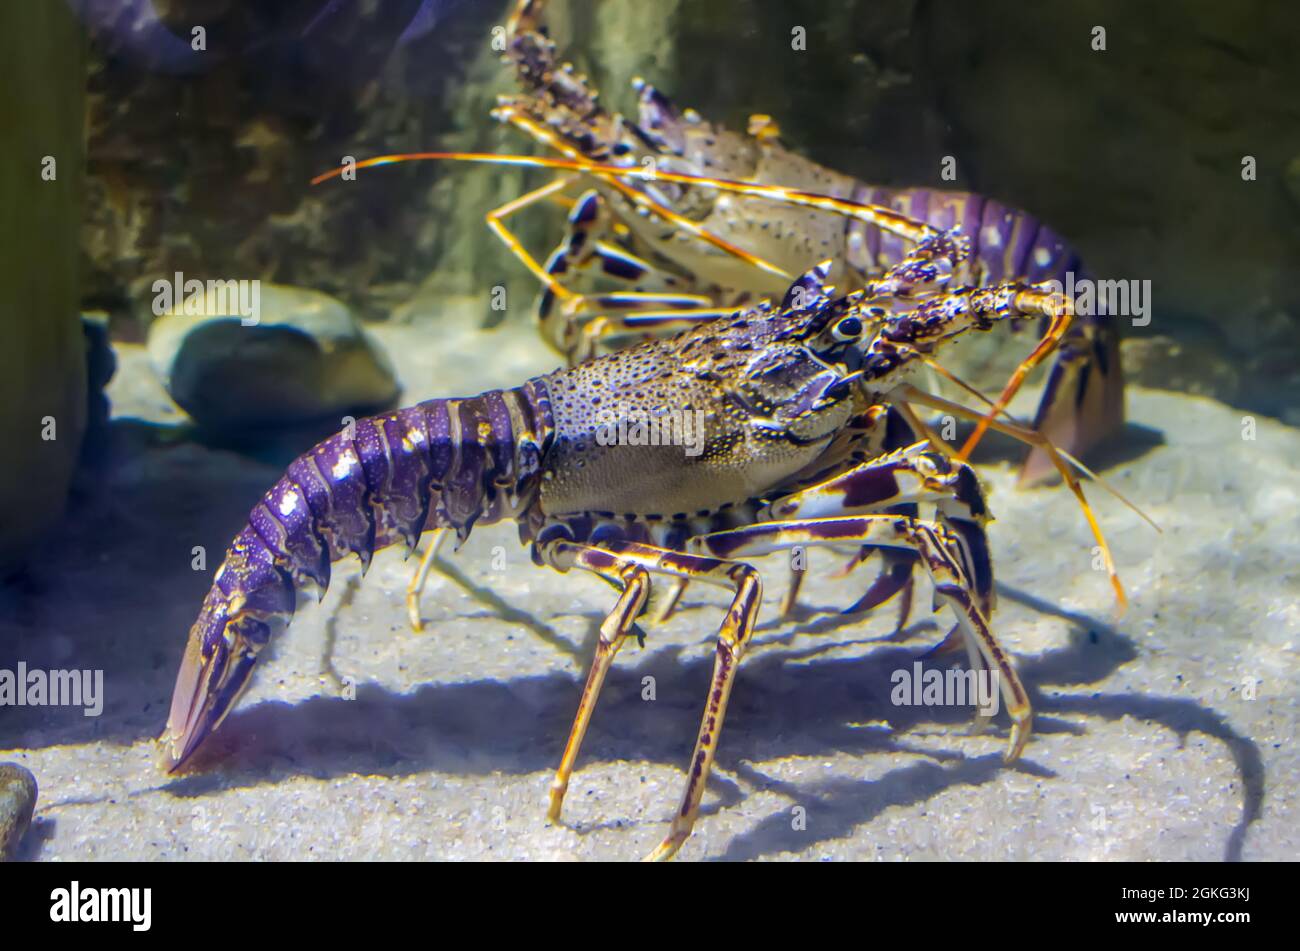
[163,220,1117,860]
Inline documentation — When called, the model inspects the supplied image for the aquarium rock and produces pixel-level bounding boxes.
[147,283,398,431]
[0,763,37,861]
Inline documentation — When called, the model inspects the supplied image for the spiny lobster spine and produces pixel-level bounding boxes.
[165,381,554,761]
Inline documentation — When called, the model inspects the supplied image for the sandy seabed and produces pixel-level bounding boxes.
[2,303,1294,861]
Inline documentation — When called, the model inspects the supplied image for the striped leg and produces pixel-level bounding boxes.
[535,188,735,363]
[835,547,918,627]
[546,550,650,823]
[561,293,735,366]
[657,406,922,626]
[690,513,1030,763]
[494,105,796,282]
[540,538,763,861]
[762,442,995,618]
[484,174,580,301]
[652,518,919,629]
[474,167,728,364]
[759,446,987,658]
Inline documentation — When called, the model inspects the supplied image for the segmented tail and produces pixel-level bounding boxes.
[163,382,554,768]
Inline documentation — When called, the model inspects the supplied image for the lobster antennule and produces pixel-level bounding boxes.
[162,387,554,770]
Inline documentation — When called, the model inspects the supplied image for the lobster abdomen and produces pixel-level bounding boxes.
[164,382,555,768]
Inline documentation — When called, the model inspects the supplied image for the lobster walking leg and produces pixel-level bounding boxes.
[485,172,724,355]
[654,543,916,625]
[542,538,763,861]
[690,513,1031,763]
[776,523,921,625]
[545,549,650,823]
[761,442,994,617]
[536,190,733,361]
[652,577,691,624]
[494,106,796,284]
[485,175,580,301]
[838,550,917,624]
[405,526,449,632]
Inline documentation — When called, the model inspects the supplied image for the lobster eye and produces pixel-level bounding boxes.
[832,316,863,341]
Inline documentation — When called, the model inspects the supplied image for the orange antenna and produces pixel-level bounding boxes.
[310,150,937,245]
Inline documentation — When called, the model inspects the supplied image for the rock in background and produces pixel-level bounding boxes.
[147,283,397,430]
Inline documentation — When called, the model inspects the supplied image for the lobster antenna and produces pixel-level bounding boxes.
[919,356,1159,532]
[309,151,938,245]
[955,291,1073,461]
[897,377,1129,612]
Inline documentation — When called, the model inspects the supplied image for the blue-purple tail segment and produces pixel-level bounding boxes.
[844,185,1124,484]
[163,381,555,769]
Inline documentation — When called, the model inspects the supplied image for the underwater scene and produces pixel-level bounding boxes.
[0,0,1297,866]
